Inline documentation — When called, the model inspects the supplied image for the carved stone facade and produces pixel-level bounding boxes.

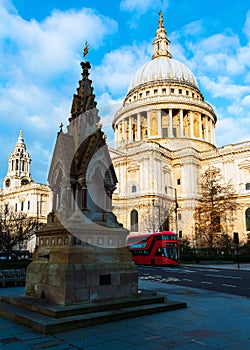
[111,13,250,244]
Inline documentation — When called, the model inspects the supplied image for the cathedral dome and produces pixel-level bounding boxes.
[128,56,198,93]
[113,11,217,150]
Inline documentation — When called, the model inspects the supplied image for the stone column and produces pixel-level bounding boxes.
[169,109,173,137]
[66,187,72,210]
[81,185,87,210]
[122,120,125,140]
[158,110,162,137]
[205,116,209,142]
[121,163,126,195]
[199,113,202,140]
[212,120,215,145]
[190,111,194,138]
[150,154,154,192]
[147,111,150,138]
[209,118,213,144]
[180,109,184,137]
[129,117,132,142]
[104,187,112,213]
[137,113,141,141]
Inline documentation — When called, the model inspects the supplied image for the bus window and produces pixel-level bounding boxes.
[162,234,177,240]
[163,248,178,260]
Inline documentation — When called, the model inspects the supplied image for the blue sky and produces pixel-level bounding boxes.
[1,0,250,184]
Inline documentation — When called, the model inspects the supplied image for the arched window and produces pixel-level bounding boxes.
[21,178,29,186]
[132,185,137,193]
[246,208,250,231]
[130,209,138,232]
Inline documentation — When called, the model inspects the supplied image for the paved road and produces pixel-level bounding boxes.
[138,265,250,297]
[0,265,249,349]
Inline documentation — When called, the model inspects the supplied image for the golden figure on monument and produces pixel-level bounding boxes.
[83,41,89,58]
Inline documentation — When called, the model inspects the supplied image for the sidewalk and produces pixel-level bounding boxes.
[0,275,249,349]
[183,262,250,270]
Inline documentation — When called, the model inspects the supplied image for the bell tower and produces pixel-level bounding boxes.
[3,130,32,190]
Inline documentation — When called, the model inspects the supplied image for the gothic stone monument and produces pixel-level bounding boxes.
[25,61,138,305]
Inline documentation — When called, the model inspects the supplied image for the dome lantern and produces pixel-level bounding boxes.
[152,11,172,60]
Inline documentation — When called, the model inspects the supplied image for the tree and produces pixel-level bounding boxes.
[141,197,174,233]
[193,167,239,251]
[0,206,39,253]
[215,233,233,254]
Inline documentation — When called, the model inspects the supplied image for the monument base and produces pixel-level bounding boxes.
[0,292,187,334]
[25,218,138,305]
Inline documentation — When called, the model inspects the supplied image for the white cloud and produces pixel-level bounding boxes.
[243,10,250,39]
[172,15,250,149]
[92,42,151,97]
[0,7,117,81]
[0,3,118,183]
[97,93,123,146]
[120,0,169,13]
[98,93,123,125]
[199,75,250,99]
[227,104,244,115]
[242,95,250,107]
[120,0,169,28]
[216,116,250,146]
[182,20,204,37]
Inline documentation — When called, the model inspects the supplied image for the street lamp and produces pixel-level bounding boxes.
[168,186,180,261]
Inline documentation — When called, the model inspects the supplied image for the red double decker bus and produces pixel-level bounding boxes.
[127,231,179,266]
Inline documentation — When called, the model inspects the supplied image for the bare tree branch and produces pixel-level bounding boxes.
[193,167,239,251]
[0,206,40,252]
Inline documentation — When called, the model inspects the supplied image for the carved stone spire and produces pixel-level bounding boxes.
[69,61,97,122]
[152,11,172,60]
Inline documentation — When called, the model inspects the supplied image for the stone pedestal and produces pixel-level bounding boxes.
[26,217,138,305]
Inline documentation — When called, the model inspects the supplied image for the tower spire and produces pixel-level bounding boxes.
[3,131,32,189]
[152,11,172,60]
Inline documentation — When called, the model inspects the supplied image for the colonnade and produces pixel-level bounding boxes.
[114,108,215,146]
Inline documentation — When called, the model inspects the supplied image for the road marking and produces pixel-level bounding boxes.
[145,335,162,340]
[222,284,236,288]
[160,268,196,273]
[201,281,212,284]
[161,277,180,282]
[192,339,206,346]
[205,274,241,280]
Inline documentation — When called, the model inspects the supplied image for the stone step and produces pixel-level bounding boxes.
[0,293,165,318]
[0,294,186,334]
